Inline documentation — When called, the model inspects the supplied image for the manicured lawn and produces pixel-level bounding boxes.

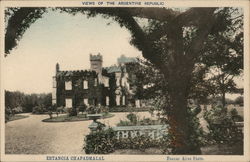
[7,114,29,122]
[42,113,114,122]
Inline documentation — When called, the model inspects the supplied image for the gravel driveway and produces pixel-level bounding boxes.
[5,112,152,154]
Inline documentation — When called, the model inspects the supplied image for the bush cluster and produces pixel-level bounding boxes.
[84,113,170,154]
[32,105,47,114]
[84,128,171,154]
[78,104,87,114]
[84,128,116,154]
[203,106,243,144]
[56,106,67,113]
[115,135,170,153]
[117,113,162,126]
[12,106,23,114]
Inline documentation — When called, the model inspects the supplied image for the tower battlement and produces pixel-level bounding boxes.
[89,53,103,76]
[90,53,103,61]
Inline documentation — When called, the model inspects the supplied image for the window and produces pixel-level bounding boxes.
[116,73,121,86]
[94,78,98,86]
[52,88,56,100]
[121,78,126,86]
[116,95,120,106]
[65,98,72,108]
[106,96,109,106]
[84,98,89,106]
[116,79,120,86]
[122,96,126,105]
[83,80,88,89]
[65,81,72,90]
[52,77,56,88]
[104,77,109,87]
[52,99,56,105]
[135,99,141,108]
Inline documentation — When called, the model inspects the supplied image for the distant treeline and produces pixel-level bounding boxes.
[208,96,243,106]
[5,90,52,113]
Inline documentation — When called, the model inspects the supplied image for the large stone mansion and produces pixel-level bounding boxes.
[52,53,142,108]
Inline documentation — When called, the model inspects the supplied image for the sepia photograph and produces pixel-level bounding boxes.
[0,1,249,161]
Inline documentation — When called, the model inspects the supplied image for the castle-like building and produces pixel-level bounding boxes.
[52,53,140,109]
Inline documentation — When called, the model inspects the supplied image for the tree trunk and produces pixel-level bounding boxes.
[159,24,201,154]
[166,78,202,154]
[221,76,226,108]
[222,92,226,108]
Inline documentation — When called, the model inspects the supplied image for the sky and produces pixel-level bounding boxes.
[2,8,243,100]
[3,10,142,94]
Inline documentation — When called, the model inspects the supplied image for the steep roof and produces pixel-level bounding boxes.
[104,65,122,73]
[117,55,137,64]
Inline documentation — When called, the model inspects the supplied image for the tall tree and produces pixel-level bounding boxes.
[4,7,242,154]
[200,8,243,108]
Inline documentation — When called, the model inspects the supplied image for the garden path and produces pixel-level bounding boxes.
[5,112,152,154]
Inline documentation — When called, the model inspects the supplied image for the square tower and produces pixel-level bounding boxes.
[90,53,103,75]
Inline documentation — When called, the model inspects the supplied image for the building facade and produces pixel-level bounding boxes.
[52,53,138,108]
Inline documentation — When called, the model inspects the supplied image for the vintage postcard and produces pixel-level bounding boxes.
[0,0,249,161]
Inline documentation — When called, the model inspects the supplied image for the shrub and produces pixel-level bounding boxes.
[116,120,134,126]
[78,104,87,114]
[117,112,164,127]
[230,108,243,122]
[117,117,162,126]
[84,128,172,154]
[50,104,57,111]
[48,110,53,119]
[84,128,116,154]
[184,107,206,151]
[139,118,162,125]
[115,135,170,152]
[100,106,109,114]
[12,106,23,114]
[32,105,46,114]
[126,113,137,124]
[86,106,101,114]
[56,106,66,114]
[234,96,243,106]
[204,106,243,144]
[5,107,12,123]
[67,107,78,116]
[116,113,137,126]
